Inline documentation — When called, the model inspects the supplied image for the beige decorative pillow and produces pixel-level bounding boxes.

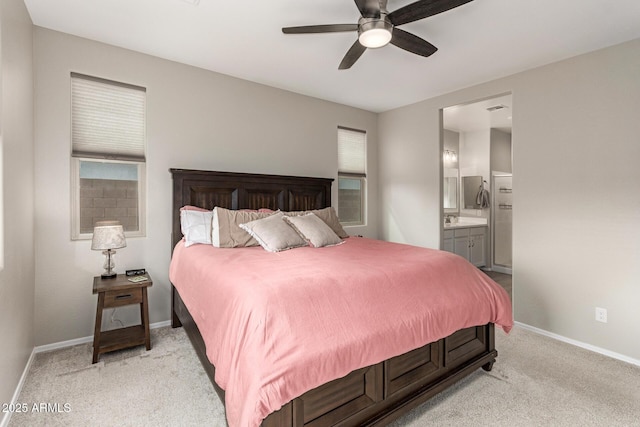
[283,213,343,248]
[239,212,308,252]
[212,207,273,248]
[284,207,348,238]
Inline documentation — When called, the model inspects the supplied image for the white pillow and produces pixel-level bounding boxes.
[239,212,307,252]
[283,213,343,248]
[180,209,213,247]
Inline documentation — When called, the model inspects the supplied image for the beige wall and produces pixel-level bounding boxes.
[0,0,34,416]
[379,38,640,361]
[33,27,379,346]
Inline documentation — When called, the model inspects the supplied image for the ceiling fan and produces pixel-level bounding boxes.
[282,0,474,69]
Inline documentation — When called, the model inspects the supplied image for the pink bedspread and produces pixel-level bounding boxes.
[169,237,513,427]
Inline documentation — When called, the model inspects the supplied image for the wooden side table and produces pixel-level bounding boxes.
[92,274,152,363]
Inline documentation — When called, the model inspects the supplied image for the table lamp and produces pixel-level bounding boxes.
[91,221,126,279]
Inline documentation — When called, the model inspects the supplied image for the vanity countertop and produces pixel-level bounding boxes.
[444,217,488,229]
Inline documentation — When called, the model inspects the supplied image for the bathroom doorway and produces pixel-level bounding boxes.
[441,93,513,275]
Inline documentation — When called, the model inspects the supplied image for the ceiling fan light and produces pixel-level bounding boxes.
[359,29,392,48]
[358,19,393,48]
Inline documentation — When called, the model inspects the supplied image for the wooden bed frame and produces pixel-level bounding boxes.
[170,168,497,426]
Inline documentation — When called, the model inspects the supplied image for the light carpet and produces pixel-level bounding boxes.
[9,326,640,426]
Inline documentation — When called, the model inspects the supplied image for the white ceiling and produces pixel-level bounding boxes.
[23,0,640,113]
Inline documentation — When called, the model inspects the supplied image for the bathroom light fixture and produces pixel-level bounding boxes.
[443,150,457,163]
[358,18,393,48]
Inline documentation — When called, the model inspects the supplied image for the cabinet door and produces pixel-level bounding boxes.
[443,230,454,253]
[443,238,454,253]
[454,236,470,259]
[469,229,486,267]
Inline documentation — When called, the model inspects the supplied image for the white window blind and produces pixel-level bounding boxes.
[71,73,146,161]
[338,127,366,177]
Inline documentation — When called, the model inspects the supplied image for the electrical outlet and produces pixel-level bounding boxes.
[595,307,607,323]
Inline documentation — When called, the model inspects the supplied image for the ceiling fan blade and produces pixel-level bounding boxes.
[354,0,381,18]
[388,0,474,26]
[390,28,438,57]
[339,40,367,70]
[282,24,358,34]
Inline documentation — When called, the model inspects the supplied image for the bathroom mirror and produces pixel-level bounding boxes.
[444,168,458,212]
[443,177,458,209]
[462,175,482,209]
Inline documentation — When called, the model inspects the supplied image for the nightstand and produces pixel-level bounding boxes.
[92,274,152,363]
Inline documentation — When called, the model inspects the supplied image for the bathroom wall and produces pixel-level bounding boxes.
[459,129,490,218]
[443,129,460,168]
[490,128,512,174]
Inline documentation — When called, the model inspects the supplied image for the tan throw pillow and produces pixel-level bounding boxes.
[213,207,273,248]
[284,207,348,238]
[283,213,343,248]
[239,212,308,252]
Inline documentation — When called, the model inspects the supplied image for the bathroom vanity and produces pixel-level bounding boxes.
[443,220,487,267]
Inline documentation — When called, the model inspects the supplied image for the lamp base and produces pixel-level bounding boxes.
[100,249,118,279]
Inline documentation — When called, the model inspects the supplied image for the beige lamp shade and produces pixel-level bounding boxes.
[91,221,126,250]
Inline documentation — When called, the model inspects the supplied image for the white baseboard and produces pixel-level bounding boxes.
[491,265,512,274]
[1,349,36,427]
[33,320,172,354]
[515,321,640,367]
[2,320,173,427]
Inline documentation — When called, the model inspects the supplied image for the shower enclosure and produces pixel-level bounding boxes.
[492,174,512,274]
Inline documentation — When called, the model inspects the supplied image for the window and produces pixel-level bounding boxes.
[337,126,366,225]
[70,73,146,240]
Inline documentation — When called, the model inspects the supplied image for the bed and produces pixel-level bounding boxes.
[169,168,513,427]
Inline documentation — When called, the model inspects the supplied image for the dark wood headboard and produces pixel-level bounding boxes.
[170,169,333,249]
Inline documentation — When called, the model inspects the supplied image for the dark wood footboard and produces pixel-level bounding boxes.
[172,285,497,427]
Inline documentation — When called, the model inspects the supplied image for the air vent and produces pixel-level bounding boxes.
[486,104,508,112]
